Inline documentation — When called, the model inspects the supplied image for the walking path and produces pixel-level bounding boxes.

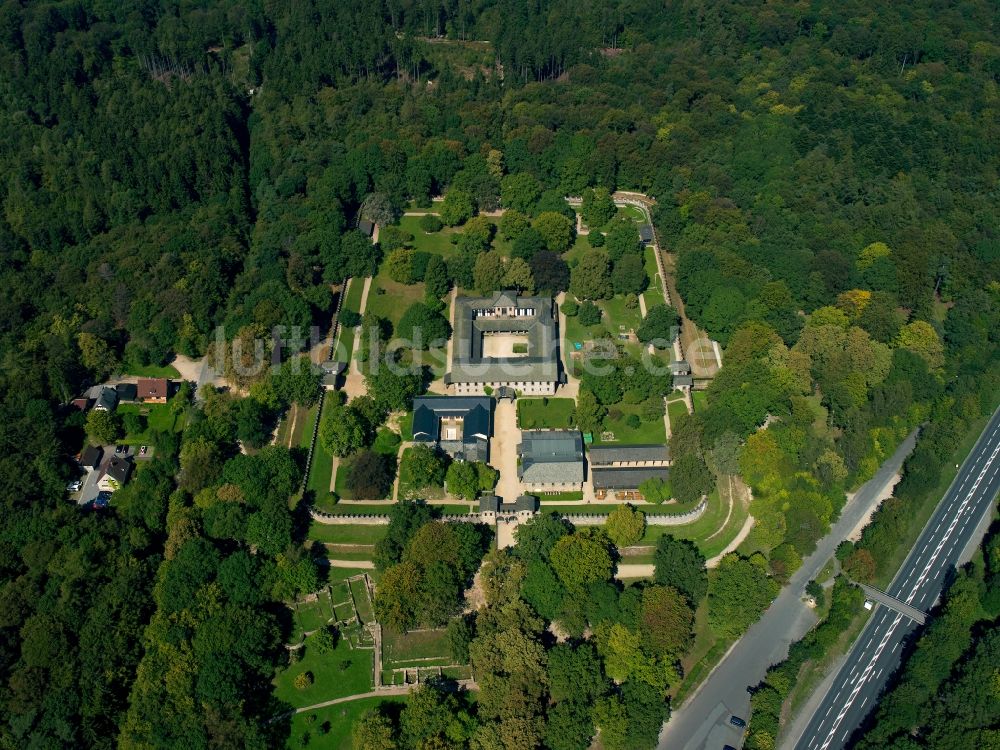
[342,276,373,400]
[555,292,580,399]
[615,563,654,579]
[289,678,478,715]
[490,400,521,501]
[327,559,374,569]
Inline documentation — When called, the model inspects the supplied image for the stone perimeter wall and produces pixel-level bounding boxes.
[309,498,707,527]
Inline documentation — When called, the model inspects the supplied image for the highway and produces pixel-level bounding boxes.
[658,430,920,750]
[790,405,1000,750]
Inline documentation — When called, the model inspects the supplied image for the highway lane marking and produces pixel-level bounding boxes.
[815,436,1000,750]
[892,642,899,653]
[905,441,1000,604]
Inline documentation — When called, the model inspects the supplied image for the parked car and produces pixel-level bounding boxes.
[114,444,123,454]
[66,480,82,492]
[139,445,148,455]
[729,716,747,729]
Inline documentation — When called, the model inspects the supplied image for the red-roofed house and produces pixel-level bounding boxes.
[137,378,169,403]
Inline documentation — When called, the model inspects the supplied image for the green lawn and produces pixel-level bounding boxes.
[600,295,643,334]
[618,204,646,223]
[517,397,576,429]
[307,401,335,499]
[373,427,402,456]
[536,491,585,503]
[333,277,368,360]
[397,411,414,441]
[398,215,462,258]
[382,628,453,668]
[328,567,375,585]
[667,398,689,427]
[273,629,373,709]
[636,488,744,558]
[367,273,427,328]
[298,403,319,449]
[309,524,388,546]
[349,578,374,624]
[291,592,335,636]
[643,247,666,308]
[123,363,181,378]
[691,390,708,412]
[286,695,405,750]
[117,402,183,444]
[594,403,666,445]
[563,295,644,352]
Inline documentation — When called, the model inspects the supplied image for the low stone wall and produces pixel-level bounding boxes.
[560,498,707,526]
[309,498,707,527]
[310,512,390,525]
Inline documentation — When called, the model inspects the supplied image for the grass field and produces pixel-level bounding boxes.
[536,490,585,502]
[333,277,367,360]
[667,398,689,427]
[309,523,388,546]
[273,628,373,709]
[328,567,375,585]
[117,402,183,445]
[643,247,666,308]
[382,628,453,668]
[367,273,426,328]
[398,215,462,257]
[307,429,335,500]
[691,390,708,412]
[123,363,181,378]
[349,577,374,624]
[600,295,643,334]
[286,695,405,750]
[291,590,335,636]
[595,403,667,445]
[517,397,576,429]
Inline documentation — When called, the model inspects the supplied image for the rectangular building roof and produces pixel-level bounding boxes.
[448,292,559,385]
[591,466,669,490]
[587,444,670,465]
[412,396,493,443]
[518,430,584,485]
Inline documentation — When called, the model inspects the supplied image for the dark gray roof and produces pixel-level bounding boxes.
[478,494,501,513]
[94,386,118,411]
[449,292,559,384]
[478,493,538,513]
[587,444,670,465]
[671,360,691,375]
[412,396,493,444]
[591,466,669,490]
[518,430,584,484]
[358,219,374,236]
[115,383,138,402]
[639,224,654,243]
[512,495,539,512]
[106,455,133,484]
[673,374,694,387]
[79,445,103,468]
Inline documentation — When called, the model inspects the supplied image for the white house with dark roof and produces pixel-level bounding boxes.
[412,395,493,462]
[518,430,584,492]
[446,291,561,396]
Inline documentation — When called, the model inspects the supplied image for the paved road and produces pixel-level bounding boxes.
[788,406,1000,750]
[658,428,920,750]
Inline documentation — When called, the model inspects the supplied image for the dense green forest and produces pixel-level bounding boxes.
[1,0,999,747]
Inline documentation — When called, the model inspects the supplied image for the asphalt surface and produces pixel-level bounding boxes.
[789,406,1000,750]
[658,429,920,750]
